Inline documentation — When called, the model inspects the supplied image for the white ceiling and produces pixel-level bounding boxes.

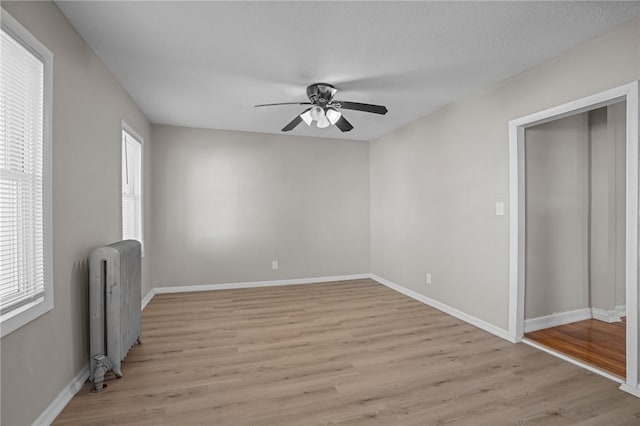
[56,1,639,141]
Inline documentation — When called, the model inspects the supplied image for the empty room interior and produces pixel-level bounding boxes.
[1,1,640,425]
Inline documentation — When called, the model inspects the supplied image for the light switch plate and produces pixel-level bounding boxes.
[496,202,505,216]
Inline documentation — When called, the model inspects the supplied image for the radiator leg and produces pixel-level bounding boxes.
[91,355,112,393]
[113,364,123,378]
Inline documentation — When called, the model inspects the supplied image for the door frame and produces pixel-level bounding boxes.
[508,81,640,397]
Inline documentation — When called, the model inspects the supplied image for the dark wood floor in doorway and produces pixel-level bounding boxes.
[55,280,638,425]
[525,318,626,378]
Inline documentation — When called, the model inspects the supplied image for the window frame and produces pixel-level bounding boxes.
[121,121,144,256]
[0,10,54,338]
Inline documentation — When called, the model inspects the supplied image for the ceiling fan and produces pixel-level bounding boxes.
[255,83,388,132]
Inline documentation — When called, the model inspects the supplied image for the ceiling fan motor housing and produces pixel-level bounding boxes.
[307,83,337,107]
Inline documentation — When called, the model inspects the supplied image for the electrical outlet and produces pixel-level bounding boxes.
[426,273,432,284]
[272,260,278,270]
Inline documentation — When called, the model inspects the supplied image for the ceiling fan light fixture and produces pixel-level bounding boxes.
[310,105,325,122]
[255,82,388,133]
[326,108,342,125]
[316,118,330,128]
[300,110,312,126]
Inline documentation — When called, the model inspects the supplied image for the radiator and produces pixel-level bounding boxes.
[89,240,142,391]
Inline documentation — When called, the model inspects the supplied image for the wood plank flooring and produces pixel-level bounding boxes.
[55,279,640,425]
[525,317,626,378]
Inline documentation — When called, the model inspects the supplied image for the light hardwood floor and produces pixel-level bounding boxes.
[55,279,640,425]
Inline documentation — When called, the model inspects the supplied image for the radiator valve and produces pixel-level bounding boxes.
[91,354,112,392]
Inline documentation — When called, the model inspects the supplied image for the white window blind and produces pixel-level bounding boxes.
[0,27,46,317]
[122,129,143,251]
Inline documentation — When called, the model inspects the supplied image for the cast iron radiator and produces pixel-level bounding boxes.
[89,240,142,391]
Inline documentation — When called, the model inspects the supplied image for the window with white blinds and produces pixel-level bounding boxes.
[122,128,143,253]
[1,11,53,337]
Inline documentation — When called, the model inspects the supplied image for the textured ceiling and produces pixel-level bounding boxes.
[56,1,639,141]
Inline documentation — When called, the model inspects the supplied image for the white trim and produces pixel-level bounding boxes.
[620,383,640,398]
[0,9,54,338]
[591,307,622,323]
[369,274,514,343]
[31,274,630,422]
[522,338,623,384]
[156,273,511,343]
[509,85,629,129]
[154,274,371,294]
[616,305,627,317]
[508,81,640,395]
[524,308,592,333]
[141,288,155,311]
[625,82,640,392]
[508,124,527,341]
[524,306,624,332]
[121,120,145,257]
[31,365,89,426]
[121,120,144,145]
[33,275,371,423]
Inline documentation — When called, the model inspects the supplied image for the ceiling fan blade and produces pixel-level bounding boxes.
[334,116,354,132]
[255,102,312,107]
[282,111,306,132]
[281,115,302,132]
[334,101,388,115]
[281,108,311,132]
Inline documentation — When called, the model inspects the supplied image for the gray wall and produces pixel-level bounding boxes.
[1,4,638,425]
[589,107,614,312]
[523,105,626,320]
[151,125,370,287]
[524,113,591,319]
[0,2,153,425]
[370,17,639,330]
[589,104,626,312]
[610,102,628,307]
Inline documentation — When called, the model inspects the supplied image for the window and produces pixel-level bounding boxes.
[122,125,143,253]
[0,11,53,337]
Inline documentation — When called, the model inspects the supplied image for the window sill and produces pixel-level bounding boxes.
[0,295,53,338]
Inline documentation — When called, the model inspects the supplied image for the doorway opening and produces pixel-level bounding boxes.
[508,82,640,397]
[523,104,626,379]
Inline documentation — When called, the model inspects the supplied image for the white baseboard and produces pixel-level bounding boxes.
[620,383,640,398]
[157,274,632,396]
[616,304,627,317]
[525,305,626,332]
[32,274,369,424]
[36,273,625,424]
[32,364,89,426]
[154,273,371,295]
[591,307,622,323]
[369,274,514,343]
[151,272,513,343]
[32,286,159,424]
[524,308,592,333]
[141,288,155,310]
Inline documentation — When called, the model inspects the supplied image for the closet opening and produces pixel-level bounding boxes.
[523,103,626,379]
[508,82,640,397]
